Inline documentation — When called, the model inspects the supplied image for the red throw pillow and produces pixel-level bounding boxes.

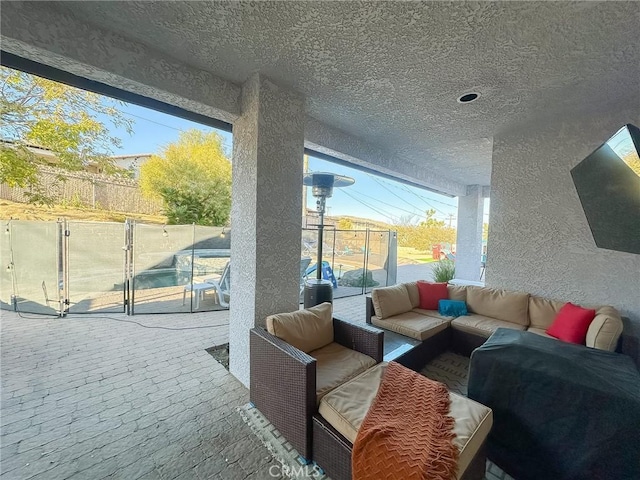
[416,281,449,310]
[546,302,596,345]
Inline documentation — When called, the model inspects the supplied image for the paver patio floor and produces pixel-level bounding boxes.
[1,296,373,480]
[2,288,512,480]
[1,307,270,480]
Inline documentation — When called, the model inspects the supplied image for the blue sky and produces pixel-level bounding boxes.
[107,103,489,227]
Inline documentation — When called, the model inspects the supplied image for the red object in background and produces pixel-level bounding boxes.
[432,245,441,260]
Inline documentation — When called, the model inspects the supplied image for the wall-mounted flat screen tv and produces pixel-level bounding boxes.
[571,123,640,255]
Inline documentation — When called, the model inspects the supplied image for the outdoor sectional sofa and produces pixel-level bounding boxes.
[360,282,628,479]
[366,282,624,366]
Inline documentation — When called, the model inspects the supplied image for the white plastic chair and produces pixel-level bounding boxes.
[182,282,216,309]
[205,261,231,308]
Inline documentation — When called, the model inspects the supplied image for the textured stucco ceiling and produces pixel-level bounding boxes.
[47,1,640,187]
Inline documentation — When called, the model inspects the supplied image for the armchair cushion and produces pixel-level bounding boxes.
[266,302,333,353]
[311,342,377,403]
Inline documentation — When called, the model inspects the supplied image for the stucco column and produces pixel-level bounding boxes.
[229,74,305,387]
[455,185,484,281]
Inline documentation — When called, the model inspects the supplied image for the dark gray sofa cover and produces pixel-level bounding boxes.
[468,328,640,480]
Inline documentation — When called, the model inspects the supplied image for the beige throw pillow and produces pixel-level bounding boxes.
[266,302,333,353]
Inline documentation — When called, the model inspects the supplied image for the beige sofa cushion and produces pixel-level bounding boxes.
[371,312,450,341]
[411,308,455,321]
[586,306,623,351]
[319,362,493,480]
[529,296,565,330]
[371,284,413,319]
[311,342,377,403]
[447,284,467,302]
[466,287,530,326]
[266,302,333,353]
[319,361,388,443]
[451,314,526,338]
[404,281,421,309]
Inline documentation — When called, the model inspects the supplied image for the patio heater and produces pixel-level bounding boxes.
[303,172,354,308]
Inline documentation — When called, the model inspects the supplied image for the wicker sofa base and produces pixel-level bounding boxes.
[312,413,488,480]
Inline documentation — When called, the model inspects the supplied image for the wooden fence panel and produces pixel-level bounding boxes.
[0,167,162,215]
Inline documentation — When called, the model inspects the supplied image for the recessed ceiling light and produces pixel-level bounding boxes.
[457,92,480,104]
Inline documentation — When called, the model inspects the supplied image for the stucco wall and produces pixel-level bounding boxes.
[487,109,640,365]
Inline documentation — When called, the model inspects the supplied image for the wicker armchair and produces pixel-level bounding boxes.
[250,314,383,461]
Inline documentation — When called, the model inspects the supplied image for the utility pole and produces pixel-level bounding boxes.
[448,213,454,228]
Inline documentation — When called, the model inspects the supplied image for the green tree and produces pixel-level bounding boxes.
[394,209,456,251]
[419,209,445,227]
[140,129,231,226]
[0,67,133,203]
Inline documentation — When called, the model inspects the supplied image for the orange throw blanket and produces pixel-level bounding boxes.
[352,361,459,480]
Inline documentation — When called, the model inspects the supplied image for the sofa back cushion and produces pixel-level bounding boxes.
[586,306,624,351]
[371,284,413,319]
[404,282,420,309]
[447,285,467,302]
[529,295,565,330]
[266,302,333,353]
[466,286,530,326]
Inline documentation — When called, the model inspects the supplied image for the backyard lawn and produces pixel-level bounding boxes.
[397,246,437,265]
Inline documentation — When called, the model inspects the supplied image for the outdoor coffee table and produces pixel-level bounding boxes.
[382,330,421,362]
